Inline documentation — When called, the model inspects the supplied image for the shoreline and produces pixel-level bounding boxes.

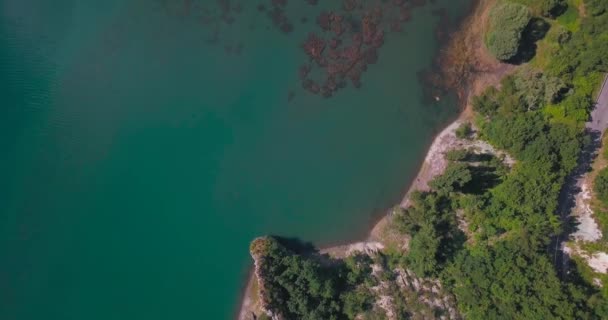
[368,0,513,245]
[237,0,510,318]
[237,115,470,320]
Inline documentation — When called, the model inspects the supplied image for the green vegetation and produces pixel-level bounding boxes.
[485,2,532,61]
[455,122,473,139]
[252,237,376,320]
[445,148,469,161]
[557,3,581,31]
[429,162,472,195]
[252,1,608,319]
[587,0,608,16]
[445,240,578,319]
[595,169,608,204]
[474,68,567,112]
[547,3,608,83]
[512,0,566,17]
[406,0,608,316]
[590,135,608,240]
[450,1,608,317]
[393,191,465,277]
[514,68,568,109]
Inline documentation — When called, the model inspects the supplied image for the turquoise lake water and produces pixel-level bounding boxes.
[0,0,471,318]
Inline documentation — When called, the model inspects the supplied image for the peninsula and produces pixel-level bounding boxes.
[240,0,608,319]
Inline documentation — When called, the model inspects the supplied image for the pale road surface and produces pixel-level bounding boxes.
[587,74,608,132]
[555,74,608,276]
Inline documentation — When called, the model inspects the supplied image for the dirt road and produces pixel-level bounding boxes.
[554,74,608,276]
[587,75,608,132]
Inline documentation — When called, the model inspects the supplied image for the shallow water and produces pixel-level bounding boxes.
[0,0,471,318]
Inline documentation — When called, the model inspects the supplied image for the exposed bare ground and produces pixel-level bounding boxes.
[320,241,384,259]
[400,120,514,207]
[567,129,607,243]
[238,251,267,320]
[431,0,515,107]
[397,0,513,204]
[564,245,608,274]
[238,274,261,320]
[238,0,515,318]
[571,180,603,242]
[587,252,608,274]
[373,267,460,320]
[561,74,608,277]
[579,1,588,18]
[369,0,514,242]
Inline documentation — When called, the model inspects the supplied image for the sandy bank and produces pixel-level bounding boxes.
[237,0,512,318]
[370,0,512,240]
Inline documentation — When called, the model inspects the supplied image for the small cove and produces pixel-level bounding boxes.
[0,1,472,318]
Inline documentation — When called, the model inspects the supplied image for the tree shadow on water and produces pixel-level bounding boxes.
[272,236,317,255]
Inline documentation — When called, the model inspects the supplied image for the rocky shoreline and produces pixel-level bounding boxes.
[237,0,511,318]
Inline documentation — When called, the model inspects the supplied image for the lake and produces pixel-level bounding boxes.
[0,0,471,318]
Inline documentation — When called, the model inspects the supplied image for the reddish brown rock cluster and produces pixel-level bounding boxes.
[432,8,451,41]
[271,13,294,33]
[162,0,437,100]
[343,0,357,11]
[261,0,295,34]
[161,0,247,51]
[297,0,422,98]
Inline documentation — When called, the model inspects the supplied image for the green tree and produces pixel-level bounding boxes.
[473,86,501,116]
[486,2,532,61]
[341,289,374,319]
[445,239,577,320]
[429,163,472,194]
[587,0,608,16]
[406,226,441,277]
[594,168,608,204]
[445,149,469,162]
[257,314,271,320]
[256,238,343,320]
[456,122,473,139]
[512,0,565,17]
[538,0,564,17]
[514,69,568,110]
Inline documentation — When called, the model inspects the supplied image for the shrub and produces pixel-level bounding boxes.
[595,168,608,204]
[486,2,532,61]
[341,288,374,319]
[406,226,441,277]
[514,69,569,110]
[472,87,500,116]
[551,26,572,44]
[445,239,577,319]
[587,0,608,16]
[538,0,565,17]
[512,0,565,17]
[445,149,469,161]
[455,122,473,139]
[429,162,472,194]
